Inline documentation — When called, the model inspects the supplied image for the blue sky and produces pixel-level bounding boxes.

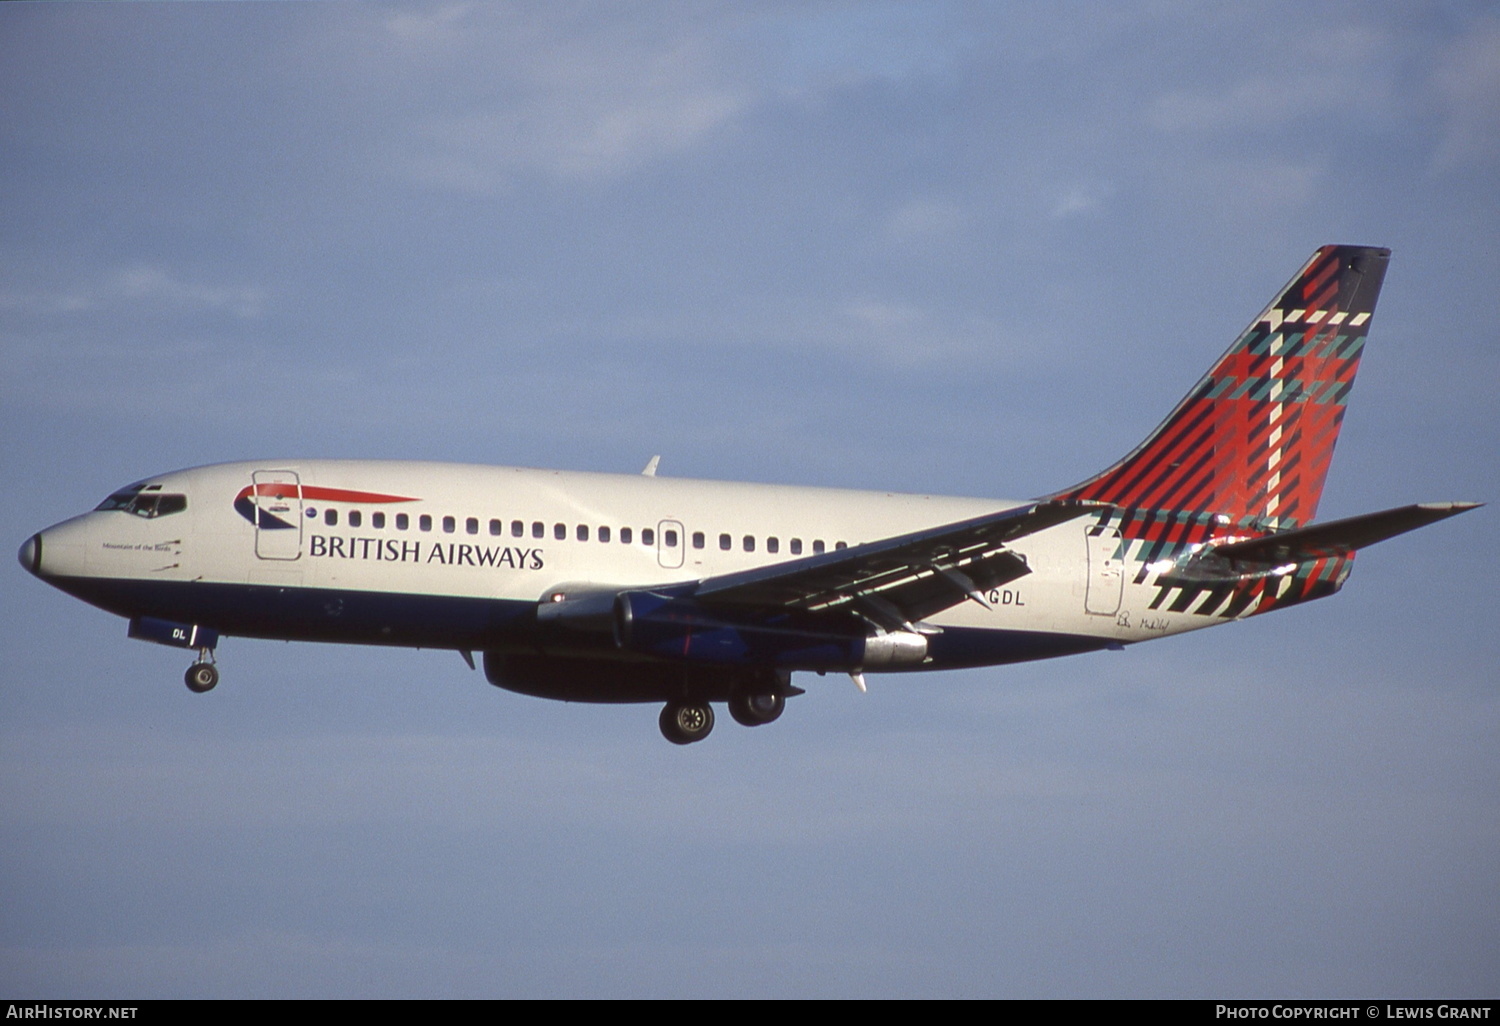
[2,1,1496,998]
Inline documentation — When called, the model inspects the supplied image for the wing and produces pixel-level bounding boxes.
[690,500,1101,631]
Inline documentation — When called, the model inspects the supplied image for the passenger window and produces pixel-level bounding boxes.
[532,522,544,539]
[325,509,339,526]
[664,529,677,547]
[373,512,386,529]
[466,517,479,535]
[577,524,589,542]
[621,527,632,544]
[642,528,655,546]
[420,514,432,532]
[396,513,409,531]
[836,541,847,550]
[554,523,566,540]
[743,535,755,552]
[489,518,502,536]
[767,537,779,554]
[813,540,825,554]
[443,516,456,534]
[512,520,524,538]
[349,510,362,528]
[599,526,611,543]
[719,533,731,551]
[790,538,802,555]
[692,531,704,549]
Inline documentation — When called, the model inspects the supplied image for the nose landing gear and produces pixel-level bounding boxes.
[125,618,221,694]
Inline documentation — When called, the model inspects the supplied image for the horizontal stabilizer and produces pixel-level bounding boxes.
[1211,501,1481,566]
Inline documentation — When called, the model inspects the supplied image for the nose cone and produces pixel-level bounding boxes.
[18,533,40,576]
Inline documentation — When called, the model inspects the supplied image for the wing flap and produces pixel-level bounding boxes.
[692,499,1099,623]
[841,550,1033,626]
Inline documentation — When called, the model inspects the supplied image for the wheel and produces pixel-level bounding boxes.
[185,662,219,693]
[659,701,714,745]
[728,689,784,727]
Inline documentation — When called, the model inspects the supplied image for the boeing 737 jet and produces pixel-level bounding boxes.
[19,246,1479,743]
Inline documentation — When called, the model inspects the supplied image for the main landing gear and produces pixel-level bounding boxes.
[728,689,785,727]
[184,650,218,693]
[659,701,714,745]
[658,685,789,744]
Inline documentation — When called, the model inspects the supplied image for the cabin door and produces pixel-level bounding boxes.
[252,470,304,560]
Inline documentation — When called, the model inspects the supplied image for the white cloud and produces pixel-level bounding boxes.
[1429,16,1500,170]
[112,265,265,319]
[1146,23,1388,135]
[1050,183,1113,219]
[838,298,994,368]
[845,298,923,334]
[0,266,264,320]
[884,198,965,239]
[1151,74,1343,135]
[0,289,92,314]
[382,1,475,47]
[1208,155,1324,210]
[380,11,751,188]
[415,84,744,185]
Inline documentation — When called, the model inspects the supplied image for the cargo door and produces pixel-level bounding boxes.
[1085,524,1123,615]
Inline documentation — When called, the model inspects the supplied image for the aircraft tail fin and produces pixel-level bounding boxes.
[1052,245,1391,527]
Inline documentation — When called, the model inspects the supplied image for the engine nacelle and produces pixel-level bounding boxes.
[613,590,864,672]
[533,587,931,674]
[860,630,929,668]
[483,651,789,704]
[535,584,619,634]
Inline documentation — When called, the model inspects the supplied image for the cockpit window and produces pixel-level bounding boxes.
[95,486,145,512]
[154,494,187,517]
[95,488,187,518]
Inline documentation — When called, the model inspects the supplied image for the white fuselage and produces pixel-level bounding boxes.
[27,459,1219,661]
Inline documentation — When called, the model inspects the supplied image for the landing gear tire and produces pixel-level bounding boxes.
[728,690,785,727]
[185,662,219,694]
[660,701,714,745]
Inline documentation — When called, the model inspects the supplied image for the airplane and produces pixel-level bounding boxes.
[18,245,1480,744]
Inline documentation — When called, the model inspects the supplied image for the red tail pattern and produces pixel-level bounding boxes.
[1053,246,1390,529]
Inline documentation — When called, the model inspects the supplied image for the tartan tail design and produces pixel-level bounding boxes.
[1051,246,1391,527]
[1093,505,1355,620]
[1145,552,1354,620]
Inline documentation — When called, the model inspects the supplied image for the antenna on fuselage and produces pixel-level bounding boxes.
[641,455,661,477]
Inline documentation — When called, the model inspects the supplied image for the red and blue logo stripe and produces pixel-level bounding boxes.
[234,484,418,529]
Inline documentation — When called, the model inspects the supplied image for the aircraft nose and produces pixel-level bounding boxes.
[18,533,40,576]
